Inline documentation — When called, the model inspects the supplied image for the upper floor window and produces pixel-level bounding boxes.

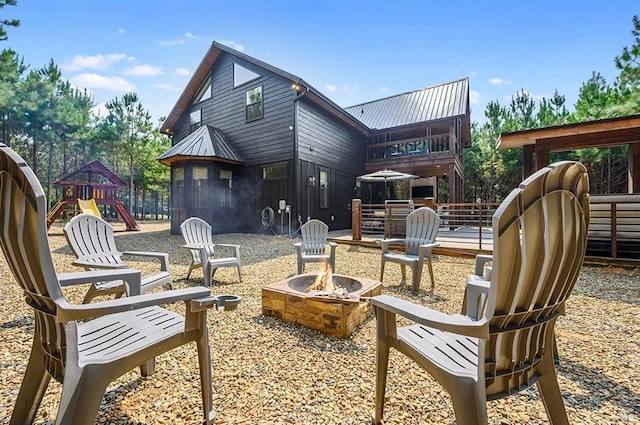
[234,63,260,87]
[190,110,201,133]
[246,86,263,121]
[193,77,211,103]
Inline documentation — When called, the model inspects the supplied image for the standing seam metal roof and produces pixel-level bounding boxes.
[157,125,243,163]
[344,78,469,130]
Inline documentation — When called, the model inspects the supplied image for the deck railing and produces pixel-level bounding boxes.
[351,196,640,259]
[366,134,450,161]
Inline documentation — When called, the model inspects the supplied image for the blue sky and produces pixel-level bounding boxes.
[4,1,638,126]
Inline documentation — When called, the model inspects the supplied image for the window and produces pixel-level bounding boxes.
[320,169,329,208]
[172,167,184,207]
[234,63,260,87]
[193,76,211,103]
[192,167,208,208]
[246,85,263,121]
[262,164,287,180]
[220,170,232,207]
[190,109,202,133]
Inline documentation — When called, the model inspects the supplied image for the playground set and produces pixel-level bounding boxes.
[46,160,139,231]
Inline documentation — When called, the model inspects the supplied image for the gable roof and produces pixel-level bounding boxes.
[157,125,243,166]
[160,42,471,144]
[344,78,469,131]
[55,160,127,187]
[161,41,368,136]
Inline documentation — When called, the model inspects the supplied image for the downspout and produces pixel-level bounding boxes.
[293,81,309,226]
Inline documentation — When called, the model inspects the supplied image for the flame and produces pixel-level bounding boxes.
[306,261,335,292]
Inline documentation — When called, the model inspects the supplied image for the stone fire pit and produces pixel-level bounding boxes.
[262,272,382,338]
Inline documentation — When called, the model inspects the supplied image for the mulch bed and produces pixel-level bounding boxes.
[0,221,638,424]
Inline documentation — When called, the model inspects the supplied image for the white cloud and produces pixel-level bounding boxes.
[470,90,481,104]
[175,67,190,76]
[123,64,164,77]
[69,73,135,91]
[219,39,244,51]
[185,32,198,40]
[153,83,179,91]
[117,28,126,35]
[325,84,337,92]
[63,53,129,71]
[159,38,185,47]
[489,77,513,85]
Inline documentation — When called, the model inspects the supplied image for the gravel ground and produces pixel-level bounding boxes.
[0,221,639,425]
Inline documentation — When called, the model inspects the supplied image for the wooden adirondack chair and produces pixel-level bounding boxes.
[180,217,242,286]
[378,206,441,293]
[0,143,222,425]
[370,161,590,425]
[64,213,173,303]
[294,219,337,274]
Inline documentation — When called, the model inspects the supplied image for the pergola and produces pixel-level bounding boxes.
[498,114,640,193]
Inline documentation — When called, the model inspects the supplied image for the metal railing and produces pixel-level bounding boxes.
[351,196,640,259]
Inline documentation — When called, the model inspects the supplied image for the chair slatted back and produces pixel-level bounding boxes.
[301,219,329,254]
[64,214,124,267]
[484,161,590,398]
[180,217,216,261]
[0,143,66,381]
[404,207,441,256]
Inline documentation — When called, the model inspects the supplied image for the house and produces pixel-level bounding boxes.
[159,42,471,234]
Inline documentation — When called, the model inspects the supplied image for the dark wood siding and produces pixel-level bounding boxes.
[296,100,367,229]
[172,52,297,165]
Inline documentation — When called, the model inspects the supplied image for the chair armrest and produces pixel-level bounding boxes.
[474,254,493,278]
[418,243,439,260]
[57,269,142,295]
[122,251,170,272]
[56,287,211,323]
[369,294,489,339]
[214,244,241,258]
[376,238,405,253]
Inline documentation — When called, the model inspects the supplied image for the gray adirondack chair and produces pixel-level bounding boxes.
[64,213,173,303]
[0,143,220,425]
[370,161,590,425]
[180,217,242,286]
[378,206,441,293]
[294,219,337,274]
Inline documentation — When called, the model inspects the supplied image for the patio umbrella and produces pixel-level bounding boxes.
[357,169,418,201]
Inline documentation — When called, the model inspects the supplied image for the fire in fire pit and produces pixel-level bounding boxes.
[291,268,360,301]
[262,271,382,338]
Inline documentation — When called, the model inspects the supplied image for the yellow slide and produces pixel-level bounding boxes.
[77,198,102,218]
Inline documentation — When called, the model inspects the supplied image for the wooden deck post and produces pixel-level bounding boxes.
[352,199,362,241]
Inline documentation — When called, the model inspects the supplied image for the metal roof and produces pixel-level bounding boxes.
[157,125,243,165]
[344,78,469,131]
